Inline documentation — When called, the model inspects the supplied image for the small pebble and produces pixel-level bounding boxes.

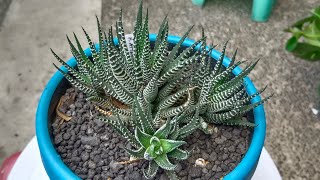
[63,132,71,140]
[81,152,89,161]
[189,167,202,178]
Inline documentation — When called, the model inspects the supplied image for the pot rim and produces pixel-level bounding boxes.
[36,34,266,180]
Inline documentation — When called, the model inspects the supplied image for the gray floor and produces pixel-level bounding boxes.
[0,0,101,165]
[1,0,320,179]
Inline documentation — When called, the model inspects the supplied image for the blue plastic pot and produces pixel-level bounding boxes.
[36,34,266,180]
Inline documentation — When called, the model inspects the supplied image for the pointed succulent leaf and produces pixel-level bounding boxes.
[205,94,272,124]
[160,105,186,119]
[158,54,198,86]
[156,77,183,103]
[140,9,153,82]
[81,26,99,62]
[154,154,176,171]
[159,90,194,119]
[167,25,194,60]
[153,14,168,54]
[205,108,240,123]
[108,76,134,104]
[167,148,190,160]
[229,48,238,67]
[157,86,190,110]
[135,127,153,148]
[125,147,145,159]
[208,87,246,113]
[210,79,244,102]
[160,139,186,154]
[237,85,268,105]
[51,49,90,84]
[135,98,155,134]
[151,26,168,72]
[133,0,143,46]
[86,96,111,109]
[116,10,136,80]
[171,105,196,124]
[73,33,95,69]
[176,107,200,139]
[145,144,157,160]
[107,45,138,94]
[66,35,93,78]
[53,64,96,96]
[143,72,159,103]
[212,41,228,76]
[237,94,273,114]
[216,59,260,92]
[98,115,139,147]
[154,120,172,139]
[143,160,159,179]
[222,118,256,127]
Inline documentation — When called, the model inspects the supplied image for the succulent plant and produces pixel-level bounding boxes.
[52,0,270,131]
[97,97,199,179]
[51,0,271,178]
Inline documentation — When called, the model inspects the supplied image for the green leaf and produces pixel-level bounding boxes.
[154,153,176,171]
[143,160,159,179]
[289,16,314,30]
[133,0,143,42]
[72,33,95,70]
[157,86,189,110]
[223,118,256,127]
[134,98,155,134]
[290,42,320,61]
[145,144,157,160]
[143,72,159,103]
[167,25,194,60]
[167,148,189,160]
[311,7,320,19]
[285,36,298,52]
[98,115,140,147]
[175,107,200,139]
[135,127,152,148]
[51,48,90,84]
[154,120,172,139]
[53,64,96,96]
[160,139,186,153]
[125,147,145,158]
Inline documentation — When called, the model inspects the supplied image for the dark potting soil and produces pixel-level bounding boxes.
[52,88,251,180]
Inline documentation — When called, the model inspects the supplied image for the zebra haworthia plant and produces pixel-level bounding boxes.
[51,0,270,178]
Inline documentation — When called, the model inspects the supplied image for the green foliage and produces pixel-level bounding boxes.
[285,6,320,61]
[52,0,270,178]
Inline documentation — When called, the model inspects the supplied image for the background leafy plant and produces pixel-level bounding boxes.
[285,6,320,61]
[285,6,320,96]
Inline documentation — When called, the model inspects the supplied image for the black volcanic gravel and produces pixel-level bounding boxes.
[52,88,251,180]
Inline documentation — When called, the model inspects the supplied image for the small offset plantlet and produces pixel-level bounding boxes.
[98,98,199,179]
[285,6,320,61]
[52,0,270,178]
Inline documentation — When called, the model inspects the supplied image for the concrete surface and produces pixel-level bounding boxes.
[0,0,101,165]
[0,0,12,27]
[1,0,320,180]
[102,0,320,179]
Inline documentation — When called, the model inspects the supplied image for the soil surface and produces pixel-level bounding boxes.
[52,87,251,180]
